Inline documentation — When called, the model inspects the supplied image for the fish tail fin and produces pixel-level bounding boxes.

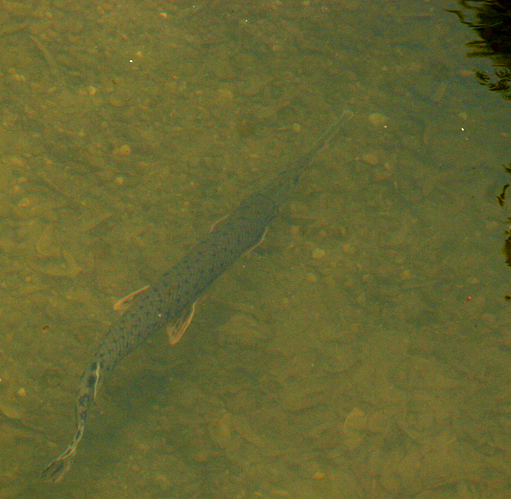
[42,360,102,482]
[41,440,78,483]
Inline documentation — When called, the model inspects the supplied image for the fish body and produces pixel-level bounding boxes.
[42,111,351,482]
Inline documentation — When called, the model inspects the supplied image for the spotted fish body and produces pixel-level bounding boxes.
[41,112,351,482]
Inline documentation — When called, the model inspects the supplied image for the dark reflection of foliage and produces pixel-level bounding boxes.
[448,0,511,99]
[450,3,511,293]
[501,164,511,274]
[497,182,510,206]
[476,68,511,99]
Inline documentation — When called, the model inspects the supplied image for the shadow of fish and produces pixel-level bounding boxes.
[41,110,353,482]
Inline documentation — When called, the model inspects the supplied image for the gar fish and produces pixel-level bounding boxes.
[41,110,352,482]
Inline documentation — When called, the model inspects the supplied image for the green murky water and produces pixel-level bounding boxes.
[0,0,510,497]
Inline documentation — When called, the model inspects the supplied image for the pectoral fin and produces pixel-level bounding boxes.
[167,302,196,345]
[210,214,229,232]
[114,285,150,311]
[246,227,268,255]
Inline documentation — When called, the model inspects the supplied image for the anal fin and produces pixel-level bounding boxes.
[167,302,196,345]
